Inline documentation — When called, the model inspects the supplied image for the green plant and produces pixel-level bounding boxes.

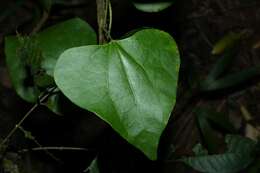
[2,0,260,172]
[3,0,180,161]
[182,135,257,173]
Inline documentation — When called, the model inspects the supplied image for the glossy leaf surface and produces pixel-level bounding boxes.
[54,29,180,160]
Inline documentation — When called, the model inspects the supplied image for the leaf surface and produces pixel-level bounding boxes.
[54,29,180,160]
[182,135,257,173]
[5,18,96,102]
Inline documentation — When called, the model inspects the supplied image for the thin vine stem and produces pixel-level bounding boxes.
[107,0,112,40]
[18,125,62,163]
[0,87,56,149]
[96,0,112,43]
[31,11,49,35]
[19,146,89,153]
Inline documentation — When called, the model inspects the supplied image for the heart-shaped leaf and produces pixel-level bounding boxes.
[5,18,96,102]
[54,29,180,160]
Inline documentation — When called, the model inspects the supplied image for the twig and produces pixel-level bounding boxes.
[96,0,112,44]
[20,146,89,153]
[19,146,90,164]
[31,11,49,35]
[107,1,112,39]
[0,87,56,149]
[214,0,227,14]
[18,126,62,163]
[217,99,226,112]
[96,0,106,44]
[193,21,213,48]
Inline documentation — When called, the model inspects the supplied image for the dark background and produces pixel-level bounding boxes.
[0,0,260,172]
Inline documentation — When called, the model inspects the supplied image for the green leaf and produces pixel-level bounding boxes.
[5,36,40,102]
[45,91,62,115]
[3,158,19,173]
[196,110,221,153]
[196,108,236,133]
[195,107,236,153]
[5,18,96,102]
[201,43,260,91]
[211,32,242,55]
[133,2,173,12]
[18,126,35,140]
[54,29,180,160]
[37,18,97,76]
[84,157,100,173]
[207,48,237,80]
[182,135,257,173]
[192,143,208,156]
[34,73,54,88]
[201,66,260,91]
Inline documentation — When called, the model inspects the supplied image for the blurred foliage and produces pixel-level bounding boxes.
[182,135,258,173]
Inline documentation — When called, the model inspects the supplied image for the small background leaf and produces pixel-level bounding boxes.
[201,66,260,91]
[211,32,242,55]
[200,46,260,91]
[192,144,208,156]
[37,18,97,76]
[84,157,100,173]
[195,107,236,153]
[196,107,236,133]
[133,2,173,12]
[5,18,96,104]
[182,135,257,173]
[196,110,221,153]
